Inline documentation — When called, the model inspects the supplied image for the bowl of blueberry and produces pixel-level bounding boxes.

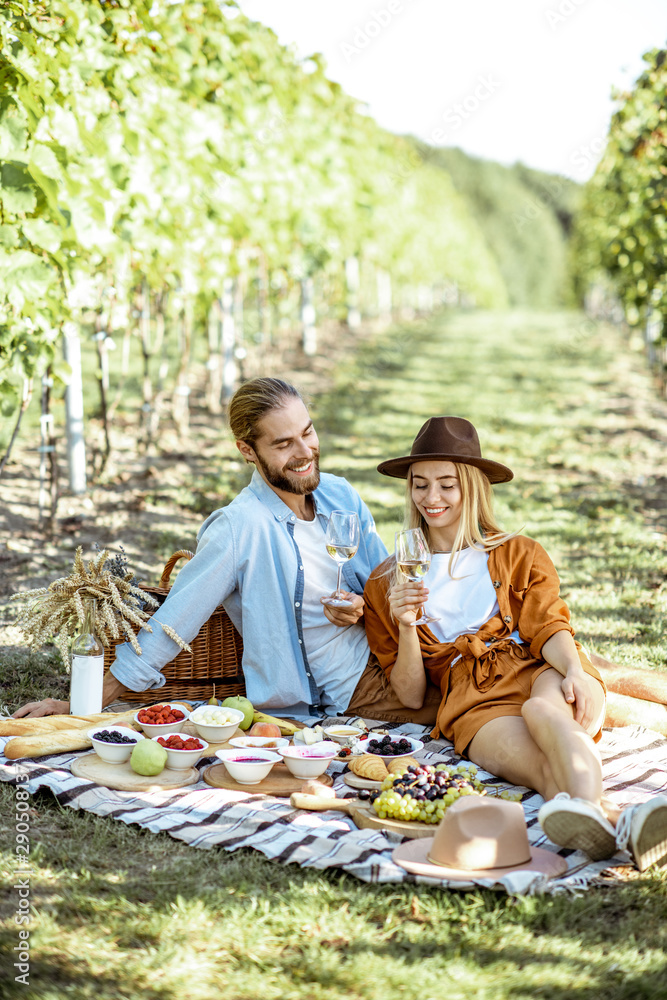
[88,726,145,764]
[357,732,424,761]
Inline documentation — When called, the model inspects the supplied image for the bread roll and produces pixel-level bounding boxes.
[348,754,388,782]
[387,756,419,775]
[0,708,138,738]
[4,730,94,759]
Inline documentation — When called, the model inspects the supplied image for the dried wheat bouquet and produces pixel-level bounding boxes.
[11,546,191,666]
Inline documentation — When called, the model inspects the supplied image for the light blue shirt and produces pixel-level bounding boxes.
[111,470,388,717]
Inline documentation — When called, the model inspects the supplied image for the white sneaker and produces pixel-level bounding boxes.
[538,792,617,861]
[615,795,667,872]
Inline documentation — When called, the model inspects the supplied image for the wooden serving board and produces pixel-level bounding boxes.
[71,752,200,792]
[202,762,333,797]
[290,792,436,840]
[343,772,383,791]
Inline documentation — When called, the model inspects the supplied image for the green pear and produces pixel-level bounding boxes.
[221,695,254,730]
[130,740,167,776]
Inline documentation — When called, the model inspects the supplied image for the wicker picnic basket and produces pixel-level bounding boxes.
[103,550,246,704]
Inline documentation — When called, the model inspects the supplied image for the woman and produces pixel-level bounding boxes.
[364,416,667,869]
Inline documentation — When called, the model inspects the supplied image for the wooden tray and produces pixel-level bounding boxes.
[202,762,333,797]
[71,752,200,792]
[343,772,383,791]
[289,792,435,839]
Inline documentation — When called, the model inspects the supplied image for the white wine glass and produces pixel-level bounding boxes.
[321,510,360,608]
[395,527,439,626]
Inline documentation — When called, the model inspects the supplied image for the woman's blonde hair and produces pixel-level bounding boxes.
[388,461,517,590]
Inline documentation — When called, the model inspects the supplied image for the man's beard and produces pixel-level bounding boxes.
[255,450,321,495]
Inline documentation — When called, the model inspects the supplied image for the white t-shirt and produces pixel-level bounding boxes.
[292,516,369,713]
[426,547,521,653]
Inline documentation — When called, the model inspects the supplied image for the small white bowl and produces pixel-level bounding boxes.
[188,706,245,743]
[356,733,424,761]
[133,703,191,738]
[88,725,144,764]
[322,725,366,745]
[278,741,339,779]
[152,733,209,770]
[215,748,281,785]
[229,735,290,751]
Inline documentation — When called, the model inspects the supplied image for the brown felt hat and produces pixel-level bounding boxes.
[392,796,567,884]
[377,416,513,484]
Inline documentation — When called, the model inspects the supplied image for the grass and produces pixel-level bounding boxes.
[1,306,667,999]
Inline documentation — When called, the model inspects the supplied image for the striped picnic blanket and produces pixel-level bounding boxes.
[2,720,666,895]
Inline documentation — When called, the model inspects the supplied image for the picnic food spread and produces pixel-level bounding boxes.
[0,704,472,836]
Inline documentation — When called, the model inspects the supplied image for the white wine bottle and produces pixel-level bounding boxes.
[70,598,104,715]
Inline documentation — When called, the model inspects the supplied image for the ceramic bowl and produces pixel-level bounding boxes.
[188,706,246,743]
[88,725,145,764]
[229,735,290,751]
[322,725,366,745]
[152,733,209,770]
[278,742,339,779]
[215,748,282,785]
[133,703,191,738]
[356,733,424,761]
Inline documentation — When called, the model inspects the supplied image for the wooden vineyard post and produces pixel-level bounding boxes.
[221,277,238,405]
[63,324,87,495]
[377,268,392,325]
[206,298,223,414]
[345,256,361,329]
[301,277,317,356]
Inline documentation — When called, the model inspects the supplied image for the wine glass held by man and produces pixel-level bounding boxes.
[321,510,361,608]
[362,415,667,871]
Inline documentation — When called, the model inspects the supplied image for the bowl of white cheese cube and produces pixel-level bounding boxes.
[188,705,246,742]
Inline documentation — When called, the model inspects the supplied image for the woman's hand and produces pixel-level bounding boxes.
[561,670,595,730]
[388,581,429,627]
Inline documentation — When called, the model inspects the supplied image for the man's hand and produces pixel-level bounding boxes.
[12,698,70,719]
[320,592,364,626]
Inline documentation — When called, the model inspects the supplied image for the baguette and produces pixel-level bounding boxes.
[4,730,95,759]
[0,708,139,738]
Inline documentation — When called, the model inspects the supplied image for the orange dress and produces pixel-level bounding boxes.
[363,535,606,755]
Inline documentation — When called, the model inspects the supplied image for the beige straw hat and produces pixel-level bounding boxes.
[392,796,567,882]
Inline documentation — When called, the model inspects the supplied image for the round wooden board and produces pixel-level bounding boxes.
[202,762,333,796]
[343,772,383,791]
[71,752,200,792]
[349,804,436,839]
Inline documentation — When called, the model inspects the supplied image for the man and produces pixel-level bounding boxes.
[15,377,440,722]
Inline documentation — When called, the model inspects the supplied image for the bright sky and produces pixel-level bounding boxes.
[236,0,667,180]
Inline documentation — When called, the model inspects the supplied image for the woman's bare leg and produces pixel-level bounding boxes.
[521,668,603,801]
[467,715,560,800]
[467,667,620,819]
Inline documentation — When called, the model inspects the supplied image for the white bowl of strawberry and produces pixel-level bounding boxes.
[152,732,208,770]
[134,703,190,737]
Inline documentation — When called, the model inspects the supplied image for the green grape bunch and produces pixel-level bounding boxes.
[370,763,522,825]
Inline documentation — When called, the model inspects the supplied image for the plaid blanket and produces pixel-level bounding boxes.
[2,720,666,895]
